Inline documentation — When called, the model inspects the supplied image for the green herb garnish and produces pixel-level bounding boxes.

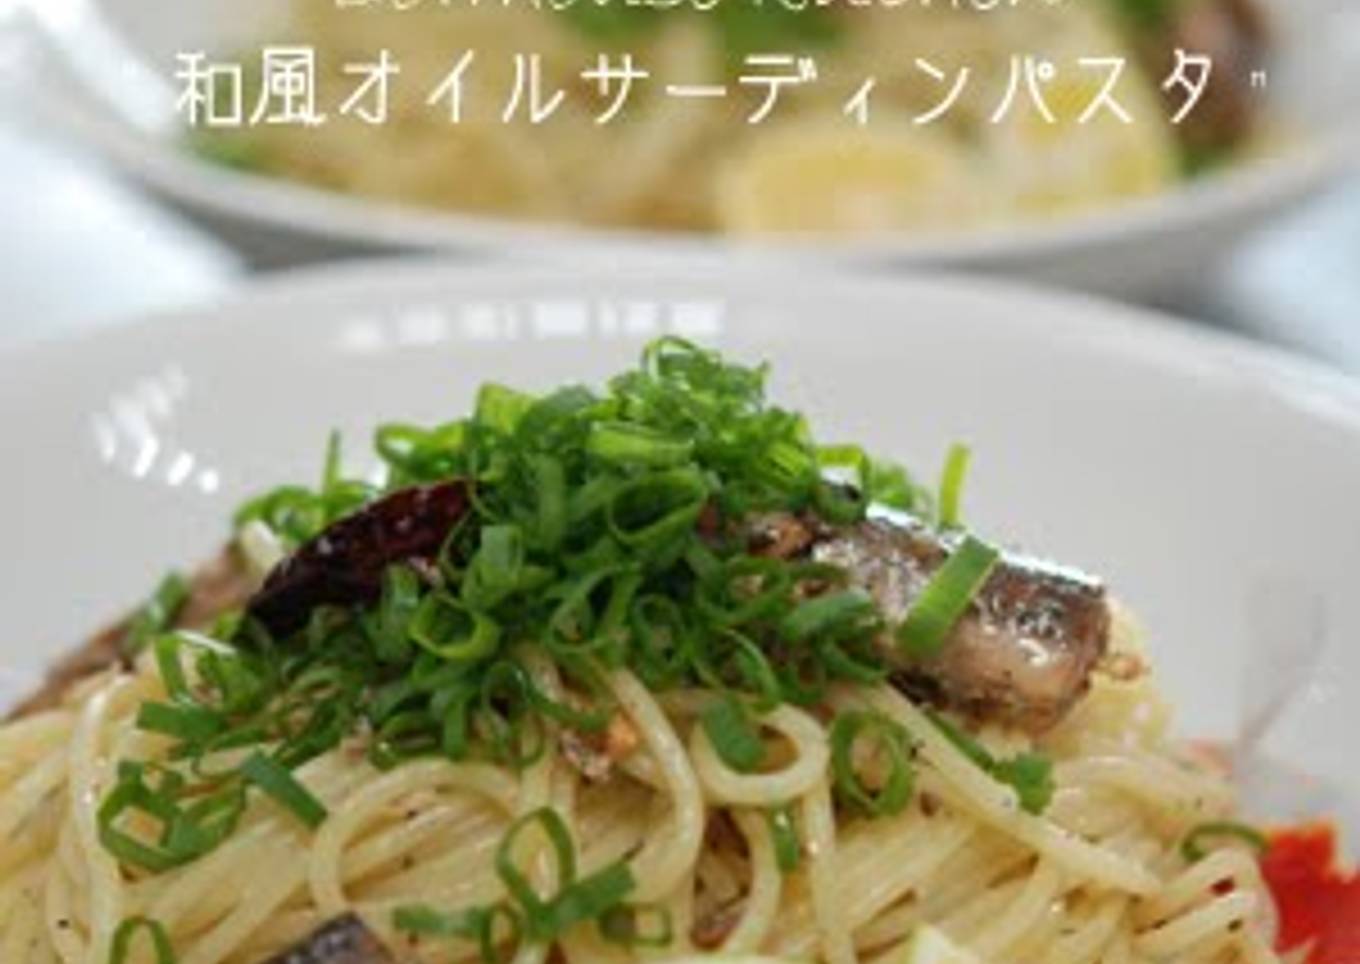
[929,712,1055,816]
[701,693,767,772]
[830,709,916,817]
[125,572,189,656]
[110,916,177,964]
[766,803,802,873]
[896,535,1000,659]
[936,442,971,530]
[397,807,640,961]
[1181,821,1269,863]
[240,751,329,829]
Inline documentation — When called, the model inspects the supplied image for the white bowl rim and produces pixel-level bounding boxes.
[9,256,1360,436]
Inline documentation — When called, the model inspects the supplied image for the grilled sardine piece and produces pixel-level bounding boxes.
[814,512,1110,733]
[257,914,394,964]
[752,509,1111,733]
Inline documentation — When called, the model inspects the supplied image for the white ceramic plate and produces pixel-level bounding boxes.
[2,262,1358,822]
[8,0,1360,297]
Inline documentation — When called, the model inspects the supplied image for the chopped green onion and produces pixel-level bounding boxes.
[896,536,1000,659]
[110,916,177,964]
[774,647,829,707]
[393,904,487,938]
[780,589,877,643]
[370,564,423,664]
[240,752,328,829]
[816,636,888,685]
[1181,821,1269,863]
[152,635,193,703]
[476,383,535,436]
[544,567,630,655]
[411,592,501,664]
[528,454,568,553]
[829,711,915,817]
[98,766,244,873]
[937,443,971,530]
[525,675,611,733]
[491,807,635,942]
[928,712,1055,815]
[605,468,709,553]
[867,459,923,512]
[629,594,693,688]
[587,421,694,468]
[697,556,792,628]
[475,662,547,768]
[599,903,674,948]
[725,632,783,712]
[135,702,225,745]
[700,696,765,773]
[394,901,522,964]
[496,808,577,923]
[539,861,636,938]
[125,573,190,655]
[992,753,1056,817]
[322,429,343,490]
[462,524,529,610]
[766,805,802,873]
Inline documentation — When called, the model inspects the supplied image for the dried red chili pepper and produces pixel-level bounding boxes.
[246,481,470,638]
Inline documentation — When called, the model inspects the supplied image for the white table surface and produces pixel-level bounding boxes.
[0,114,1355,370]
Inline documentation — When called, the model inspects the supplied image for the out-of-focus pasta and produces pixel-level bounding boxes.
[200,0,1201,236]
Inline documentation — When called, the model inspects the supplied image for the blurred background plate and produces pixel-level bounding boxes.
[6,0,1358,299]
[1,262,1358,817]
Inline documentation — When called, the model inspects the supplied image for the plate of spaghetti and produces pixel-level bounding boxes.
[1,263,1359,963]
[11,0,1360,294]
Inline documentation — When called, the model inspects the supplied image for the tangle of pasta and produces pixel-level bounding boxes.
[206,0,1183,234]
[0,621,1280,963]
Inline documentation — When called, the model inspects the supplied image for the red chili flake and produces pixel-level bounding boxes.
[1261,822,1360,963]
[246,481,469,637]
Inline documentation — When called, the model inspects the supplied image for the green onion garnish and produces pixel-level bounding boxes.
[1181,821,1269,863]
[495,807,579,925]
[937,443,971,530]
[125,573,190,656]
[928,712,1055,816]
[110,916,177,964]
[829,711,916,817]
[780,589,877,643]
[587,421,694,468]
[394,902,522,964]
[599,903,674,948]
[701,696,766,773]
[240,752,328,829]
[135,702,225,745]
[411,592,501,664]
[896,536,1000,659]
[766,805,802,873]
[493,807,637,943]
[98,764,245,873]
[399,807,639,956]
[538,861,636,938]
